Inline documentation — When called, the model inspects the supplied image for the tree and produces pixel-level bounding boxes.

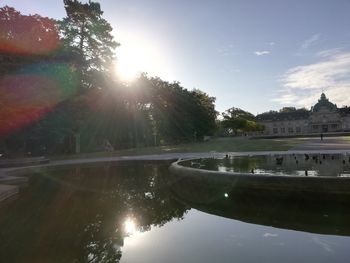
[56,0,120,153]
[0,6,60,56]
[189,89,217,139]
[279,107,296,113]
[59,0,119,90]
[148,77,217,143]
[222,107,255,121]
[0,3,220,155]
[221,107,263,135]
[0,6,79,155]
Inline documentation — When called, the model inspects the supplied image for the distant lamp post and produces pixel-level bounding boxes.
[75,132,81,154]
[73,119,83,154]
[153,131,157,147]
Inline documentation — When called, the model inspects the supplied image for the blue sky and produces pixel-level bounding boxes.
[2,0,350,114]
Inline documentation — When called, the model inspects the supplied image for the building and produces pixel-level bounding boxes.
[256,93,350,136]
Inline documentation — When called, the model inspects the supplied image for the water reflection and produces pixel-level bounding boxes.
[169,170,350,236]
[1,160,350,263]
[123,217,138,236]
[0,161,188,263]
[181,154,350,177]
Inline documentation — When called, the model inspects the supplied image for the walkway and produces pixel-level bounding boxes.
[290,136,350,151]
[1,136,350,203]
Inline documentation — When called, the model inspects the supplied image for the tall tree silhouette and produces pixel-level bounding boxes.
[59,0,119,90]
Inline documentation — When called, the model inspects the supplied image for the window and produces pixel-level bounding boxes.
[273,128,278,134]
[281,127,285,133]
[296,127,301,133]
[288,127,294,133]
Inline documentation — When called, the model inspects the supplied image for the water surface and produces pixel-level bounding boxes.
[181,154,350,177]
[1,160,350,263]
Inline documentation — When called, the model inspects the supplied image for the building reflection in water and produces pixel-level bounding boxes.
[182,154,350,177]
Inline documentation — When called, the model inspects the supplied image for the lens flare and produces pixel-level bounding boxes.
[0,63,78,137]
[0,6,60,55]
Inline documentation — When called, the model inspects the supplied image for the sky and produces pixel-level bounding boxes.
[2,0,350,114]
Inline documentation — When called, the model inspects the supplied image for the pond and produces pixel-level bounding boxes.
[181,154,350,177]
[1,160,350,263]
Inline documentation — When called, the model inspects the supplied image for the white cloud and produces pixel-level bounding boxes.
[263,233,278,238]
[254,50,270,56]
[317,47,343,57]
[274,51,350,108]
[272,93,300,104]
[301,33,321,49]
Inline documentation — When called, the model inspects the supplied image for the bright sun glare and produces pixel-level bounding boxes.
[115,48,142,81]
[115,32,171,82]
[124,218,137,235]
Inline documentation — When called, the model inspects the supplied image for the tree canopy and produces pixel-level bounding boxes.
[220,107,263,135]
[0,6,60,56]
[0,3,219,156]
[59,0,119,90]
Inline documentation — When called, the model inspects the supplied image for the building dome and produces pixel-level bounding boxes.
[312,93,337,112]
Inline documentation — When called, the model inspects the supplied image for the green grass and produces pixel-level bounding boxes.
[52,137,306,160]
[341,136,350,142]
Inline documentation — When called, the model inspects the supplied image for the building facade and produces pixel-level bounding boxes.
[257,93,350,136]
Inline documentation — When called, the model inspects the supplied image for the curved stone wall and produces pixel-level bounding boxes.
[170,157,350,195]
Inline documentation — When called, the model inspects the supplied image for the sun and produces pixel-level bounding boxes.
[124,218,137,235]
[115,38,151,82]
[114,32,171,82]
[115,48,142,81]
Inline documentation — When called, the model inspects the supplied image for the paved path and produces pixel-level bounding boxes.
[290,137,350,151]
[2,136,350,177]
[1,136,350,203]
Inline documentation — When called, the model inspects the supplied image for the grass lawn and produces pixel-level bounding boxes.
[52,137,306,160]
[341,136,350,142]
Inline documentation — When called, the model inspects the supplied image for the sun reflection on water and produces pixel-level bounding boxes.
[124,218,137,236]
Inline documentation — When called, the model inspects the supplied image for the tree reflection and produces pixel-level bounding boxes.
[0,161,188,262]
[169,170,350,236]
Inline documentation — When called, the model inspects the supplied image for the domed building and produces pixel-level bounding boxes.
[256,93,350,136]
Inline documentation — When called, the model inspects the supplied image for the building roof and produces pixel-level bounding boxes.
[256,93,350,122]
[311,93,337,112]
[338,106,350,116]
[256,109,310,122]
